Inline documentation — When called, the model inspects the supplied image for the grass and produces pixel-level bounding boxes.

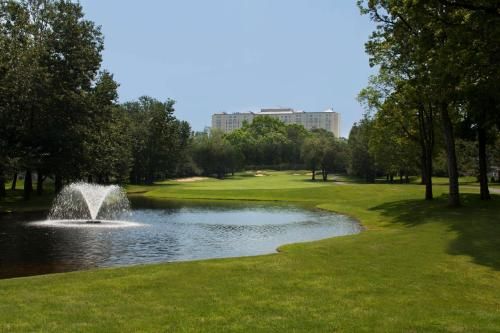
[0,189,54,213]
[0,179,55,213]
[1,172,500,331]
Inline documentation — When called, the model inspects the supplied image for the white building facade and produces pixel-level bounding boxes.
[212,108,341,137]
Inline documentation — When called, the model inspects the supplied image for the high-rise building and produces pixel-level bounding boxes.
[212,108,341,137]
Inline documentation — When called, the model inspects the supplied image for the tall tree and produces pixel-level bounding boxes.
[192,130,241,179]
[358,0,478,205]
[0,0,105,196]
[124,97,188,184]
[348,119,376,182]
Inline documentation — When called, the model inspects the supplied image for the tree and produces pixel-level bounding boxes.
[369,111,419,184]
[301,136,322,181]
[124,97,189,184]
[348,119,376,182]
[226,116,309,169]
[284,124,309,167]
[358,0,488,205]
[192,130,241,179]
[83,72,132,184]
[0,0,39,198]
[302,129,347,181]
[1,1,195,192]
[0,0,106,196]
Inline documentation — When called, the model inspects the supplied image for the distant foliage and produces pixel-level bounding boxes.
[191,130,241,179]
[348,120,376,182]
[123,97,191,184]
[226,116,308,168]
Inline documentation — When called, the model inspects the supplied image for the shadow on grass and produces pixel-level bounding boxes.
[0,190,55,214]
[296,177,417,185]
[369,193,500,270]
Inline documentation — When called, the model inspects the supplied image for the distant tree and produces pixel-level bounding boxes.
[226,116,310,168]
[284,124,309,167]
[331,138,350,174]
[348,119,376,182]
[124,97,187,184]
[367,104,420,184]
[301,136,322,181]
[301,129,346,181]
[82,72,133,184]
[192,130,241,179]
[226,128,258,166]
[174,121,195,176]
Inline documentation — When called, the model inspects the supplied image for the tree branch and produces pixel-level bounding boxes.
[439,0,500,17]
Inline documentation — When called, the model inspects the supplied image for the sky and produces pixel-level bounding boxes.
[78,0,376,137]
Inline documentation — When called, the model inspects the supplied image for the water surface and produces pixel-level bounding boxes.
[0,199,360,279]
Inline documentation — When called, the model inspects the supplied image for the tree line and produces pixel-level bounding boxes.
[355,0,500,205]
[2,0,499,205]
[0,0,351,201]
[0,1,190,199]
[190,116,349,180]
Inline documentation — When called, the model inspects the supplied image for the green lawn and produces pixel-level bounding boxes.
[1,172,500,332]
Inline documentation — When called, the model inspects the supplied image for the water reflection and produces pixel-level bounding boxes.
[0,200,360,279]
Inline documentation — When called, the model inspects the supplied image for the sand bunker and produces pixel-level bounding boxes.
[175,177,208,183]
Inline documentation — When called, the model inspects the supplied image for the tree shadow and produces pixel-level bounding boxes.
[369,193,500,270]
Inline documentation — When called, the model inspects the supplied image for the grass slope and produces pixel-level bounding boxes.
[1,171,500,332]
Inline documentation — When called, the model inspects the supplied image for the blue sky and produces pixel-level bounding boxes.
[79,0,376,137]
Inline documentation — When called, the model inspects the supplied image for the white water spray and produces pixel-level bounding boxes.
[49,182,130,221]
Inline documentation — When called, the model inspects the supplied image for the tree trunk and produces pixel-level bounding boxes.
[417,102,434,200]
[311,168,316,181]
[390,174,394,183]
[0,167,5,198]
[11,172,17,190]
[478,127,490,200]
[399,172,403,184]
[424,147,433,200]
[24,169,33,200]
[405,172,409,184]
[420,159,426,185]
[145,172,153,185]
[440,102,460,206]
[55,173,63,194]
[322,169,328,181]
[36,170,44,196]
[424,165,433,200]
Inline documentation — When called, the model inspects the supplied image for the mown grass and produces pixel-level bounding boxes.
[1,172,500,332]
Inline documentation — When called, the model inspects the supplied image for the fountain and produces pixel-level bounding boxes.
[46,182,132,226]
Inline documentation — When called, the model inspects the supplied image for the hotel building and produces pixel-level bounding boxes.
[212,108,341,137]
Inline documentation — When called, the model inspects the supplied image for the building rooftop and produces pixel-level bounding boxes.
[213,108,337,116]
[260,108,295,113]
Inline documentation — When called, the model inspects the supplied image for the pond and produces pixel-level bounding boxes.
[0,199,360,279]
